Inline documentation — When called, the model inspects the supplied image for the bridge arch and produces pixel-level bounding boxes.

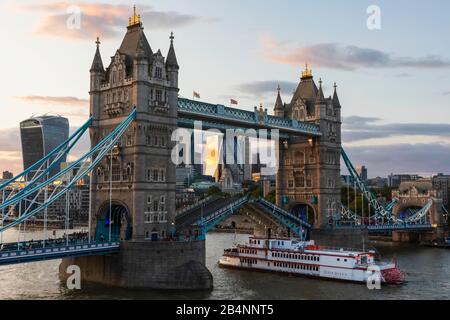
[289,202,316,226]
[396,204,430,222]
[96,201,132,241]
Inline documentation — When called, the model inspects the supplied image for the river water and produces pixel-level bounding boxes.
[0,229,449,300]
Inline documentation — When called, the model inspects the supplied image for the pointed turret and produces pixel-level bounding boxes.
[166,32,179,69]
[90,37,104,73]
[315,78,325,103]
[274,85,284,117]
[332,82,341,108]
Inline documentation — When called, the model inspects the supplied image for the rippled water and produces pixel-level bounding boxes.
[0,229,449,300]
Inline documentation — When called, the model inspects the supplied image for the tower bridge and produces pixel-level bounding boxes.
[0,8,447,290]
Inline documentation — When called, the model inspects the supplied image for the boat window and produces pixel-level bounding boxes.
[337,258,340,261]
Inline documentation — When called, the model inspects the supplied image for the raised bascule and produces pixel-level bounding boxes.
[0,8,446,290]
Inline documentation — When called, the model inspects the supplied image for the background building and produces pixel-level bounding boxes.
[356,165,368,182]
[20,115,69,179]
[2,171,13,180]
[432,173,450,210]
[388,173,422,188]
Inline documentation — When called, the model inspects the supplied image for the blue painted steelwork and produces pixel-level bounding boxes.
[193,196,311,240]
[341,148,400,223]
[367,224,433,233]
[196,196,249,240]
[385,198,399,212]
[177,117,291,139]
[0,117,93,192]
[0,110,137,231]
[256,198,311,229]
[0,240,119,266]
[254,200,306,239]
[178,98,321,137]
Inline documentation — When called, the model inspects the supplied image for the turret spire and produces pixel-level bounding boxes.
[333,82,341,107]
[166,31,179,69]
[90,36,104,73]
[316,77,325,103]
[274,84,284,117]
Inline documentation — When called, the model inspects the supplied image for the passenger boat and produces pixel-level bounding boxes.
[218,236,404,285]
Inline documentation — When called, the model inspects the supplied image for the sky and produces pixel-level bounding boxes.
[0,0,450,178]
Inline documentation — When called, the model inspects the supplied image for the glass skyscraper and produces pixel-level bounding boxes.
[20,115,69,179]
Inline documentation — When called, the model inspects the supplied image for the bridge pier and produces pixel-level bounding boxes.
[59,240,213,290]
[392,227,446,243]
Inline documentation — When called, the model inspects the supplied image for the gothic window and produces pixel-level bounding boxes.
[309,153,315,164]
[126,135,132,146]
[155,67,163,79]
[153,136,159,147]
[294,174,305,188]
[147,195,152,204]
[147,169,152,181]
[306,176,312,188]
[112,92,116,103]
[153,169,159,182]
[153,200,159,213]
[111,159,121,182]
[112,71,117,84]
[156,90,162,102]
[160,169,166,182]
[288,180,294,188]
[146,135,152,145]
[294,151,305,166]
[161,136,166,147]
[119,70,124,82]
[299,109,305,120]
[118,91,123,102]
[293,109,299,119]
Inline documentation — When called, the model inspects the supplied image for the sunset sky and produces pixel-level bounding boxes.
[0,0,450,177]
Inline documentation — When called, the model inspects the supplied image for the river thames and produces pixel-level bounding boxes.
[0,230,449,300]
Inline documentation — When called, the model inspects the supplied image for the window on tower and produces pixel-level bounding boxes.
[156,90,162,102]
[155,67,163,79]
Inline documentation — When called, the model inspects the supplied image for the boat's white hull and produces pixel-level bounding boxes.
[219,256,395,284]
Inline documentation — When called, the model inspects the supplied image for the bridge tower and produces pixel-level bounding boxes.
[276,66,342,229]
[60,8,212,290]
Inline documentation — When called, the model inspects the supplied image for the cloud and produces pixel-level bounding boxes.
[262,36,450,71]
[16,96,88,105]
[344,143,450,177]
[236,81,298,98]
[444,91,450,95]
[19,2,215,40]
[343,117,450,143]
[0,128,21,152]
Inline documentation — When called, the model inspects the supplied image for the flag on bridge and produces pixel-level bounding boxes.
[230,99,238,105]
[193,91,201,99]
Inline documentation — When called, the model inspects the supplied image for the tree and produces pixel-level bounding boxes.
[265,190,276,204]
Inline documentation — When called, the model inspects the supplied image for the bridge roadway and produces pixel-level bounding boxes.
[0,236,119,266]
[175,196,241,232]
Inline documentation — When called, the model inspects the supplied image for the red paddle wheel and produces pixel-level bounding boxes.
[381,258,405,284]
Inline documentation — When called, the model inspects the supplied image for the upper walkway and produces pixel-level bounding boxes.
[177,98,322,137]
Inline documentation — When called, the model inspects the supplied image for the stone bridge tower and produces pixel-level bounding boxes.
[275,66,342,229]
[89,10,178,242]
[60,8,212,290]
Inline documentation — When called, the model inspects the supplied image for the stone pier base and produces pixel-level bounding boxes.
[59,240,213,290]
[311,228,369,249]
[392,227,446,243]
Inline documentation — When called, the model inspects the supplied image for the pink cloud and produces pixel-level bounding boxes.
[261,35,450,71]
[17,2,214,40]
